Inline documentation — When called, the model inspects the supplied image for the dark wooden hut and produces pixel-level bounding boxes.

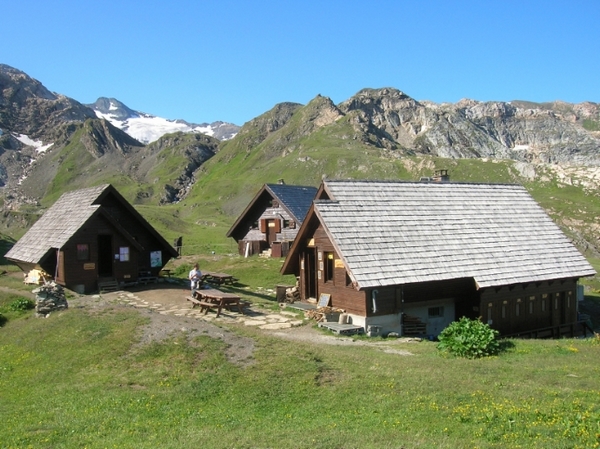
[281,180,596,337]
[227,182,317,257]
[5,184,178,293]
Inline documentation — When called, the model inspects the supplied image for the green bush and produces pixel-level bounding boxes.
[8,297,35,312]
[437,317,500,359]
[172,263,192,277]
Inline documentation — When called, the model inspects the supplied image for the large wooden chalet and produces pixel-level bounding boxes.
[281,180,596,337]
[5,184,178,294]
[227,182,317,257]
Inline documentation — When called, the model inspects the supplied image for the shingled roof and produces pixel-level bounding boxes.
[264,183,318,222]
[5,185,110,264]
[5,184,177,265]
[296,180,596,289]
[226,183,317,238]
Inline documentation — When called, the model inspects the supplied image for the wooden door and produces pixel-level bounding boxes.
[97,235,113,277]
[266,220,278,246]
[301,250,317,300]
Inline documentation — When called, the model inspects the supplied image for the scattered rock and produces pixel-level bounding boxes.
[33,282,68,317]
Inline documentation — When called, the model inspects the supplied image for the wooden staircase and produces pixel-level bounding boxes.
[97,278,119,293]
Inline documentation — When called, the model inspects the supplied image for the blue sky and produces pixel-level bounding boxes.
[3,0,598,125]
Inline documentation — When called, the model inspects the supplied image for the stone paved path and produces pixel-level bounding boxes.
[107,291,305,330]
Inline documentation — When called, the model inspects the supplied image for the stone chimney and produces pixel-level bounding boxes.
[420,170,450,182]
[432,169,449,182]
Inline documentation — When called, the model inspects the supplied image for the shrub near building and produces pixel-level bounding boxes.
[437,317,501,359]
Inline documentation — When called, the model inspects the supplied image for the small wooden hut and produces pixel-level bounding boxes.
[5,184,178,293]
[227,182,317,257]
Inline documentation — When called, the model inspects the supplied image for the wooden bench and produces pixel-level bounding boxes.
[186,296,224,316]
[186,295,201,307]
[138,270,158,285]
[138,276,158,285]
[224,300,250,314]
[202,272,239,285]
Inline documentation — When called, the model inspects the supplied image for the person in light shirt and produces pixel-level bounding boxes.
[188,263,202,293]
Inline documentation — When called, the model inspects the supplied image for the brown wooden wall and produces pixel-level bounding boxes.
[100,198,167,272]
[44,211,170,294]
[304,224,367,315]
[479,280,578,335]
[51,215,139,293]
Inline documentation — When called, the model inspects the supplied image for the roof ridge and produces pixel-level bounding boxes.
[324,179,521,187]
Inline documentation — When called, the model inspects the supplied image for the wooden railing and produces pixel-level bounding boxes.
[502,320,595,339]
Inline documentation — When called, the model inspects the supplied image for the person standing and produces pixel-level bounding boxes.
[188,263,202,293]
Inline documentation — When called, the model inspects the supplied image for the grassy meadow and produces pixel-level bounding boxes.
[1,255,600,449]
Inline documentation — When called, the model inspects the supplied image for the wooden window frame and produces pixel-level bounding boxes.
[428,306,444,318]
[77,243,90,261]
[324,251,334,283]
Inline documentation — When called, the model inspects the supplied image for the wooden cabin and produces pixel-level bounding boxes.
[5,184,178,294]
[227,182,317,257]
[281,180,596,337]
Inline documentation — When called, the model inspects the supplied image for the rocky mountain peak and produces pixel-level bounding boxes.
[86,97,240,144]
[0,64,57,103]
[0,64,96,140]
[301,95,343,128]
[88,97,139,121]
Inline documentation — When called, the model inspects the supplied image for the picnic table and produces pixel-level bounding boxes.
[186,288,247,317]
[202,272,238,285]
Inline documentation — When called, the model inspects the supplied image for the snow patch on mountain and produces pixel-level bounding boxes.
[94,110,217,144]
[14,133,53,153]
[88,97,239,144]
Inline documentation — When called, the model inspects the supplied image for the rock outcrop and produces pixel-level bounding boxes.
[33,282,68,317]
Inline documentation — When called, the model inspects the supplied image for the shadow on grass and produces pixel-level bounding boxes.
[498,339,517,353]
[214,283,278,302]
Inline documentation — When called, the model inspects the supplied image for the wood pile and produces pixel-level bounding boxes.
[305,306,345,322]
[285,286,300,303]
[402,313,427,336]
[24,269,50,285]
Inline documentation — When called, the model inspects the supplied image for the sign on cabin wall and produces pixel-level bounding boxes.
[318,293,331,307]
[150,251,162,268]
[83,263,95,270]
[335,259,344,268]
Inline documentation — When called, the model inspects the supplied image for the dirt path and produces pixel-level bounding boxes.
[70,284,259,367]
[66,282,419,366]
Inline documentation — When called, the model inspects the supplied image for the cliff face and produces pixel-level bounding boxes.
[337,88,600,165]
[0,64,96,140]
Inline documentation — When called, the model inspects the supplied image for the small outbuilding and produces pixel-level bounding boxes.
[227,181,317,257]
[5,184,178,294]
[281,179,596,337]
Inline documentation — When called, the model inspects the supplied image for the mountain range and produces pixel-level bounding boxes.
[86,97,239,144]
[1,63,599,255]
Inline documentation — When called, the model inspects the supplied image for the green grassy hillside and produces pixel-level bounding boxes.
[1,288,599,448]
